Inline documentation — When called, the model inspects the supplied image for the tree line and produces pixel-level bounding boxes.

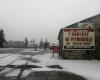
[24,37,50,50]
[0,28,50,50]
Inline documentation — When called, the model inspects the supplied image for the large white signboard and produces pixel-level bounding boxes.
[63,25,95,50]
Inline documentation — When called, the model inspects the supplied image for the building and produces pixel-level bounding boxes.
[28,40,33,48]
[58,14,100,59]
[4,40,25,48]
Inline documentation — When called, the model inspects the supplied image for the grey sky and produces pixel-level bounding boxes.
[0,0,100,43]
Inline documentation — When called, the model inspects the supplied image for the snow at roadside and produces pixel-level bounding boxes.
[32,53,100,80]
[0,54,23,66]
[21,48,43,53]
[0,53,10,58]
[0,48,14,50]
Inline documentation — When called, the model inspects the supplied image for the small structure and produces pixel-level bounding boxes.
[52,44,59,57]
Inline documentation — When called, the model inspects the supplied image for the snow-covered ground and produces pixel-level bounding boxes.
[0,50,100,80]
[0,48,14,50]
[21,48,43,53]
[32,53,100,80]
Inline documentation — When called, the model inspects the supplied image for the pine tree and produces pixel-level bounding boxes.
[35,43,38,51]
[33,39,35,48]
[0,28,6,48]
[44,38,50,50]
[24,37,28,48]
[39,38,43,48]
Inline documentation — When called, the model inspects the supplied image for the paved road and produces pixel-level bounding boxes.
[0,48,51,80]
[0,48,24,54]
[0,48,51,55]
[0,48,85,80]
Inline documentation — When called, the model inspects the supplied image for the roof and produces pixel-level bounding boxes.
[58,13,100,40]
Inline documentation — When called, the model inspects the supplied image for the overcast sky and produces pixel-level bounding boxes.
[0,0,100,43]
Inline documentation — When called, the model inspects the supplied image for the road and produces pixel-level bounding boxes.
[0,48,86,80]
[0,48,51,80]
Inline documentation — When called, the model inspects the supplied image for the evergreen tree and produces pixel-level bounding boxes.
[24,37,28,48]
[39,38,43,48]
[35,43,38,51]
[44,38,50,50]
[0,28,6,48]
[33,39,35,48]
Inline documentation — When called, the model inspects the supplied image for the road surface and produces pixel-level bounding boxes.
[0,48,86,80]
[0,48,50,80]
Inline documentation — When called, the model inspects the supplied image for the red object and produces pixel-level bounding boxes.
[52,45,59,53]
[64,28,94,32]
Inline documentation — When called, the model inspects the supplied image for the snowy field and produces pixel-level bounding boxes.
[0,49,100,80]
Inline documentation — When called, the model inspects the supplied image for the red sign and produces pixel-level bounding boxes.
[52,45,59,53]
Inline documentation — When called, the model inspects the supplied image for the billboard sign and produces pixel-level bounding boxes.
[63,26,95,50]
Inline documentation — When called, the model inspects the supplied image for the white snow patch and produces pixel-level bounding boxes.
[0,55,22,66]
[0,54,10,58]
[28,61,41,67]
[6,69,20,77]
[24,55,31,58]
[31,53,100,80]
[22,70,33,78]
[12,55,31,65]
[32,53,59,67]
[12,60,27,65]
[21,49,40,53]
[0,48,14,50]
[31,68,62,72]
[0,68,12,74]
